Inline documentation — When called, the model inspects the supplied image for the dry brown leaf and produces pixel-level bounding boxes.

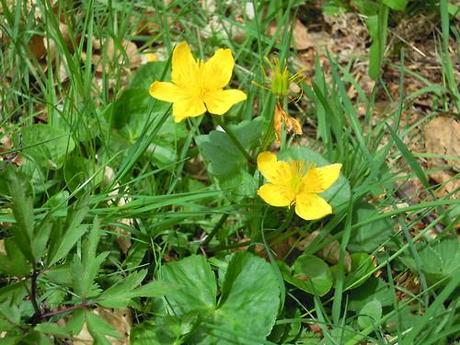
[73,308,131,345]
[424,116,460,171]
[293,19,314,50]
[28,35,46,60]
[87,38,142,74]
[273,102,302,143]
[424,116,460,196]
[0,240,5,255]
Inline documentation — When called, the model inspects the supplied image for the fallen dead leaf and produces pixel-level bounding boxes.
[424,116,460,171]
[0,240,5,255]
[293,19,314,50]
[73,308,131,345]
[424,116,460,196]
[28,35,46,60]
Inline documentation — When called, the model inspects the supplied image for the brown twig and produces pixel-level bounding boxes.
[40,302,92,320]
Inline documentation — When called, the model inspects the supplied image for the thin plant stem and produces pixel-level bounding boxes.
[202,213,230,247]
[30,265,41,324]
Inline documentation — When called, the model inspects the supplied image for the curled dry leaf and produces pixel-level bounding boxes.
[73,308,132,345]
[273,102,302,143]
[424,116,460,196]
[0,240,5,255]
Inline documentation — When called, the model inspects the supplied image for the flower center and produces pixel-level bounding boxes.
[288,161,310,193]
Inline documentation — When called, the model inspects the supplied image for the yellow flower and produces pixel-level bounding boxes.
[257,151,342,221]
[149,42,247,122]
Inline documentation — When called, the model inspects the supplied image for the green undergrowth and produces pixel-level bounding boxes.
[0,1,459,344]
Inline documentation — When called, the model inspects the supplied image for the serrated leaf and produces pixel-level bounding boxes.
[47,199,89,267]
[161,255,216,314]
[97,270,147,308]
[34,322,69,336]
[19,124,75,169]
[0,238,31,276]
[130,317,183,345]
[401,238,460,285]
[5,168,34,262]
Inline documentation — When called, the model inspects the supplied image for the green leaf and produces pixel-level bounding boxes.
[32,220,53,260]
[160,252,281,344]
[129,281,171,298]
[111,62,183,141]
[195,117,265,178]
[73,218,108,298]
[85,311,121,345]
[34,322,70,337]
[47,199,89,267]
[382,0,407,11]
[19,124,75,169]
[348,277,393,311]
[342,253,375,289]
[0,302,20,331]
[282,255,333,296]
[348,203,393,252]
[98,270,164,308]
[63,155,104,192]
[218,169,258,200]
[210,252,281,343]
[401,238,460,285]
[42,191,69,218]
[357,299,382,329]
[0,238,31,276]
[130,317,186,345]
[367,5,389,80]
[5,168,34,262]
[278,147,351,208]
[161,255,216,315]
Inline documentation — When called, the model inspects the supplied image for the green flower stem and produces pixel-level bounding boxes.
[202,213,229,247]
[215,117,254,164]
[277,206,295,233]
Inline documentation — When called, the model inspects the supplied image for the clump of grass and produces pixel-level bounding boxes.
[0,1,459,344]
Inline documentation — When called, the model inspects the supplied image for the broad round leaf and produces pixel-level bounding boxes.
[282,255,333,296]
[357,299,382,329]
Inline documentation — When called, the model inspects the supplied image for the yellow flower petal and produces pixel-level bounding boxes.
[202,48,235,89]
[149,81,188,102]
[257,184,295,207]
[295,193,332,220]
[257,152,278,181]
[171,42,199,87]
[300,163,342,193]
[204,89,247,115]
[172,98,206,122]
[144,53,157,62]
